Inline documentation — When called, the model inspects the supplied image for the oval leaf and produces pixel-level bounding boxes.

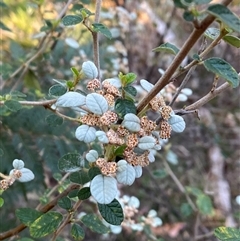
[223,35,240,48]
[117,160,128,172]
[152,42,180,55]
[203,57,239,88]
[17,168,35,182]
[69,170,90,185]
[82,61,98,79]
[168,114,186,132]
[134,166,142,178]
[122,113,141,132]
[16,208,42,226]
[56,92,86,107]
[81,214,109,234]
[196,194,213,215]
[78,187,91,200]
[4,100,22,112]
[114,99,136,118]
[96,131,109,144]
[116,163,136,185]
[140,79,154,92]
[62,15,83,26]
[90,174,118,204]
[86,150,98,162]
[138,136,156,150]
[92,23,112,39]
[58,153,84,172]
[12,159,24,169]
[214,227,240,241]
[207,4,240,33]
[98,199,124,225]
[88,167,101,180]
[86,93,108,115]
[30,212,63,238]
[58,197,72,210]
[49,84,67,97]
[75,125,96,143]
[71,223,85,241]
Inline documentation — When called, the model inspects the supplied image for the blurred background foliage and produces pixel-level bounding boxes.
[0,0,239,240]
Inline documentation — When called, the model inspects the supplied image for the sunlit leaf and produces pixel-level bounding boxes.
[0,21,11,31]
[223,35,240,48]
[138,136,156,150]
[86,150,98,162]
[204,28,220,40]
[168,115,186,132]
[116,163,136,185]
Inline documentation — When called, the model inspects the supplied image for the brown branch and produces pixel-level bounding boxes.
[51,200,82,241]
[136,0,232,114]
[185,82,231,111]
[0,184,80,240]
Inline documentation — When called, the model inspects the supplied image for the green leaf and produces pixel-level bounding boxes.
[152,42,180,55]
[0,197,4,207]
[58,153,85,172]
[152,169,168,179]
[62,15,83,26]
[196,194,214,215]
[114,98,136,118]
[10,90,27,99]
[16,208,43,226]
[4,100,22,112]
[88,167,101,180]
[71,67,80,78]
[92,23,112,39]
[203,57,239,88]
[123,86,137,97]
[58,197,72,210]
[45,114,63,127]
[214,227,240,241]
[68,189,79,198]
[81,214,110,234]
[70,170,90,184]
[71,223,85,240]
[180,203,193,217]
[207,4,240,33]
[223,35,240,48]
[98,199,124,225]
[183,11,194,22]
[18,238,35,241]
[204,27,220,40]
[114,145,127,157]
[173,0,187,9]
[119,72,137,86]
[49,84,67,97]
[24,70,41,90]
[0,21,11,31]
[193,0,212,4]
[78,187,91,200]
[186,186,203,197]
[30,212,63,238]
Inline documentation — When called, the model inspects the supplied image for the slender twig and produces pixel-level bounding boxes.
[195,231,214,240]
[92,0,102,79]
[51,200,82,241]
[136,0,232,114]
[0,99,56,106]
[161,156,197,211]
[184,82,231,111]
[0,184,80,241]
[169,66,196,107]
